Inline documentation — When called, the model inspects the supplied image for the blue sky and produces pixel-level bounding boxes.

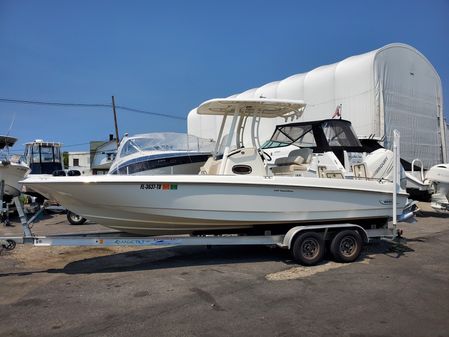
[1,0,448,153]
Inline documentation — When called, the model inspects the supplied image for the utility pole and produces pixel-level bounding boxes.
[112,96,120,148]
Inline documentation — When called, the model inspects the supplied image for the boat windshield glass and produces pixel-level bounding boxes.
[40,146,55,163]
[263,125,316,149]
[263,120,362,149]
[322,121,362,147]
[119,133,215,158]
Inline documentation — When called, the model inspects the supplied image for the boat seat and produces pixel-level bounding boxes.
[271,164,308,175]
[271,148,313,175]
[199,157,222,175]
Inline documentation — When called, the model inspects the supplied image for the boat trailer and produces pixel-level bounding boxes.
[0,187,413,265]
[0,130,413,265]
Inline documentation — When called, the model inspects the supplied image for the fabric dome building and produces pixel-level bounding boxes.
[188,43,446,168]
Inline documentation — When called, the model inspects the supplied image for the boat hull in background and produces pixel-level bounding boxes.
[0,161,30,199]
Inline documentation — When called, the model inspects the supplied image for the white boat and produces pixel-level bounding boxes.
[22,98,409,235]
[425,164,449,211]
[0,136,30,200]
[109,132,214,175]
[20,139,65,201]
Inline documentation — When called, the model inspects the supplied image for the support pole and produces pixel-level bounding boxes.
[14,197,33,238]
[112,96,120,148]
[0,180,5,226]
[219,105,240,174]
[392,129,400,228]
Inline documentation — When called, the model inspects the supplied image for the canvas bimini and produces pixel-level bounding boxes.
[21,98,410,237]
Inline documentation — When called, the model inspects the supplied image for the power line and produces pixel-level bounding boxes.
[0,98,110,108]
[0,97,186,121]
[115,105,185,120]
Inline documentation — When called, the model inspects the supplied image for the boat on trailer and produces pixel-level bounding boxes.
[22,98,410,237]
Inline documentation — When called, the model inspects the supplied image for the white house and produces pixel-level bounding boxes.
[68,151,91,175]
[90,139,117,175]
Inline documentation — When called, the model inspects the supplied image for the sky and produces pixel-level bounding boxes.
[1,0,448,153]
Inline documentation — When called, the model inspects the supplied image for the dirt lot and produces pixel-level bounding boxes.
[0,205,448,337]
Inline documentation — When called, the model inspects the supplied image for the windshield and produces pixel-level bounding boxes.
[119,133,215,158]
[322,121,362,147]
[263,120,362,149]
[263,125,316,149]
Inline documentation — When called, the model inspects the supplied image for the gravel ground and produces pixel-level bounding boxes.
[0,205,448,337]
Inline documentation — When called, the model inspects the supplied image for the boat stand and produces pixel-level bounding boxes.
[0,180,14,227]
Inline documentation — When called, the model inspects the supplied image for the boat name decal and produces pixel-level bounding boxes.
[379,199,400,205]
[112,239,182,246]
[140,183,178,190]
[274,189,293,193]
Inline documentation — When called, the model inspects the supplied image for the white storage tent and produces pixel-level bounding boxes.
[188,43,446,168]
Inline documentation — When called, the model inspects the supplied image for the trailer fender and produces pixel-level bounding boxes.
[282,224,369,249]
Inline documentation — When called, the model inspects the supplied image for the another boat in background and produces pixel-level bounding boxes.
[21,139,64,201]
[108,132,214,175]
[0,136,30,201]
[425,164,449,211]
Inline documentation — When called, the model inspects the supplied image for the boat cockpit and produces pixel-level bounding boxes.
[197,98,306,176]
[24,140,63,175]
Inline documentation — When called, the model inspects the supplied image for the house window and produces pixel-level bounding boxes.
[73,158,79,166]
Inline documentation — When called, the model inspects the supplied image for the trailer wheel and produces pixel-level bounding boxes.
[67,211,86,225]
[2,239,16,251]
[330,230,362,263]
[291,232,324,266]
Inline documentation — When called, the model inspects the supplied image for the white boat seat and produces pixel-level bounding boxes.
[272,148,313,175]
[274,155,305,166]
[271,164,308,174]
[200,157,222,175]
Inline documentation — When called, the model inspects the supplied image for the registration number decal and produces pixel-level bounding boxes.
[140,183,178,190]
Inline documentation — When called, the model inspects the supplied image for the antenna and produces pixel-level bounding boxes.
[112,96,120,148]
[5,112,16,137]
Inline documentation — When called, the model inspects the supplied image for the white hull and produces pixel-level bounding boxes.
[0,162,30,197]
[23,175,408,235]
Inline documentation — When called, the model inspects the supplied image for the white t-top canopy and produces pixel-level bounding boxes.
[197,98,306,119]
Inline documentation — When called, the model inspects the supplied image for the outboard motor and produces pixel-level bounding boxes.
[425,164,449,210]
[353,149,406,188]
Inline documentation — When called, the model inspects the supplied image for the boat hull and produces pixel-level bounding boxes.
[0,161,30,198]
[22,175,408,235]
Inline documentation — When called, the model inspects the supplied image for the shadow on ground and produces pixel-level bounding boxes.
[0,239,415,277]
[416,210,449,218]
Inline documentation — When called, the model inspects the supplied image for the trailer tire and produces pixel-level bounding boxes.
[2,239,16,251]
[67,211,87,225]
[330,230,362,263]
[291,232,324,266]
